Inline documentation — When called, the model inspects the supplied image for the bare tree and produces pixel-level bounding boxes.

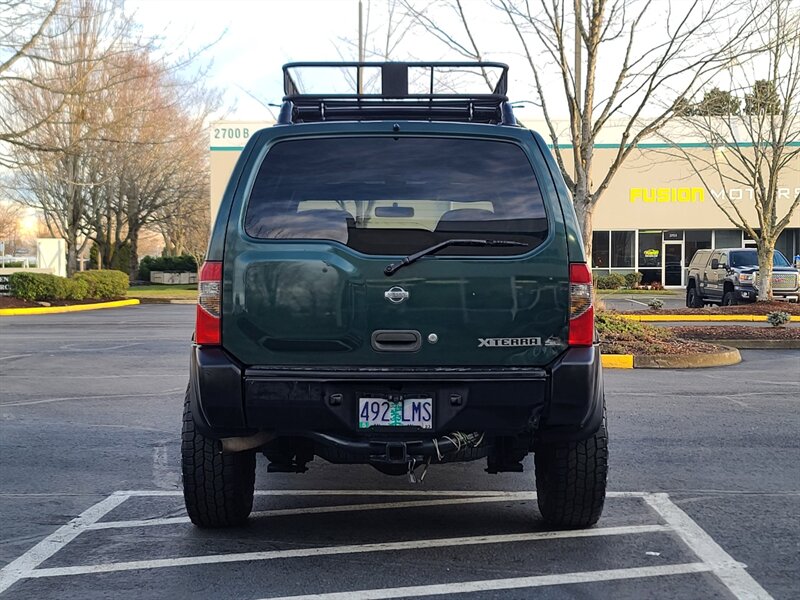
[0,201,22,247]
[403,0,762,260]
[660,0,800,300]
[0,0,66,167]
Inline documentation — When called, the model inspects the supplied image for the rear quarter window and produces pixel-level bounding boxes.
[243,136,548,256]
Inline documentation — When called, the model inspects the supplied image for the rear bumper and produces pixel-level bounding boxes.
[189,345,604,447]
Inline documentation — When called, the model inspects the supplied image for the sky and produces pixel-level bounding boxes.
[124,0,755,125]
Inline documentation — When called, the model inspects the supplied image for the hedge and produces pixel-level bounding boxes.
[138,254,197,281]
[10,270,128,301]
[10,272,89,301]
[74,270,129,299]
[594,272,627,290]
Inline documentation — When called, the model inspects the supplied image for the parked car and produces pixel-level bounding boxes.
[182,62,607,530]
[686,247,800,306]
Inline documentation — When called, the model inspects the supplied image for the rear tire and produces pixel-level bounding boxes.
[534,415,608,529]
[686,285,703,308]
[181,385,256,528]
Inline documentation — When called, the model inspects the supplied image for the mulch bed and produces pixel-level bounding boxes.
[672,326,800,340]
[622,301,800,316]
[0,296,123,309]
[596,312,723,355]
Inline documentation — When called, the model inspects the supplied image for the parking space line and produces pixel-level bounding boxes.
[644,493,773,600]
[0,493,129,595]
[87,494,539,530]
[26,525,668,579]
[113,489,650,498]
[259,563,713,600]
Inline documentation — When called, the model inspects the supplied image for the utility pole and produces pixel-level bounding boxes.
[574,0,582,109]
[358,0,364,94]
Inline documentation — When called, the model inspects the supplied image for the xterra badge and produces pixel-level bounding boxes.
[384,286,410,304]
[478,337,542,348]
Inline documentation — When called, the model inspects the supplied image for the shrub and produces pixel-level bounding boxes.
[766,310,790,327]
[138,254,198,281]
[594,273,626,290]
[74,270,129,299]
[9,272,60,301]
[9,272,89,301]
[624,272,643,288]
[647,298,664,310]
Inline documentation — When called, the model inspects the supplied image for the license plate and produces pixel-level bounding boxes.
[358,397,433,429]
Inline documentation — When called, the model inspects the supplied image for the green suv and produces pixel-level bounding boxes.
[182,62,607,530]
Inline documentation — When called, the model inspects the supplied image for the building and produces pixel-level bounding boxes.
[210,119,800,289]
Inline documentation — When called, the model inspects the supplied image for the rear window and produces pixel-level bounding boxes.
[689,249,711,268]
[244,137,548,256]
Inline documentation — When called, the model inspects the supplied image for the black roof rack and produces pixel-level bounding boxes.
[278,62,518,126]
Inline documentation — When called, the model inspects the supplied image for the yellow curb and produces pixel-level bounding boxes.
[621,314,800,322]
[601,354,634,369]
[0,298,140,316]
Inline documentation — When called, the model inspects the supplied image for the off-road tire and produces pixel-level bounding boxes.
[181,385,256,528]
[722,291,738,306]
[686,285,703,308]
[534,415,608,529]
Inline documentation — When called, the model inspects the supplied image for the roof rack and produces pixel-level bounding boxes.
[278,62,518,126]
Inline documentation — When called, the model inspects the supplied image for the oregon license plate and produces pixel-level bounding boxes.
[358,397,433,429]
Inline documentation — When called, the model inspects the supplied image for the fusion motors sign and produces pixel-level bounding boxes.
[629,187,800,204]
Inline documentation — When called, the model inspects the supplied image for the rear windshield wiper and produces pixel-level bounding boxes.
[384,239,529,276]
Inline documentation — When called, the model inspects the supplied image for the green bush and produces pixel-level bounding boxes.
[9,272,90,301]
[594,273,626,290]
[766,310,790,327]
[624,272,643,288]
[74,270,129,299]
[138,254,198,281]
[10,272,59,301]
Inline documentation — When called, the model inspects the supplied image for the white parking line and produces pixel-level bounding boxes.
[261,563,714,600]
[644,493,773,600]
[27,525,668,579]
[0,490,775,599]
[87,494,540,530]
[0,493,128,595]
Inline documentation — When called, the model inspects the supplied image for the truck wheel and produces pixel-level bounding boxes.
[722,291,738,306]
[534,415,608,529]
[686,285,703,308]
[181,385,256,528]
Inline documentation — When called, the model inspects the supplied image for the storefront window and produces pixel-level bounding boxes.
[592,231,610,268]
[611,231,635,267]
[638,231,662,268]
[714,229,742,249]
[685,230,712,265]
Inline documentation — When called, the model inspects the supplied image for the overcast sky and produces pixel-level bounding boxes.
[127,0,752,125]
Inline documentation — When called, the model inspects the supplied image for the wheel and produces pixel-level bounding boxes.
[722,291,738,306]
[534,414,608,529]
[686,285,703,308]
[181,384,256,528]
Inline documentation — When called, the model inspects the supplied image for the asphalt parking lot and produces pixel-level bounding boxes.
[1,305,798,599]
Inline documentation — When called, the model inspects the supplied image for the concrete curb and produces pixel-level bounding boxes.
[601,354,634,369]
[0,298,140,316]
[700,339,800,350]
[634,346,741,369]
[622,314,800,322]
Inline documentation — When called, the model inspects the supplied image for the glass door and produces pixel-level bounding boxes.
[663,242,684,287]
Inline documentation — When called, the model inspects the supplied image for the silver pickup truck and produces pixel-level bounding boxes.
[685,248,800,306]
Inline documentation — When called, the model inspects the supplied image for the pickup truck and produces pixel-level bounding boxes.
[686,247,800,306]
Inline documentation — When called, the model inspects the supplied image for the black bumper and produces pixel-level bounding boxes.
[189,345,604,445]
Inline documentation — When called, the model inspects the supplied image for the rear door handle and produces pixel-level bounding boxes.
[371,330,421,352]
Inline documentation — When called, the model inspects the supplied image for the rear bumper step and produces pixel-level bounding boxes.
[189,346,604,445]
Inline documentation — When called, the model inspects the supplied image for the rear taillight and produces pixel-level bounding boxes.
[196,261,222,345]
[568,262,594,347]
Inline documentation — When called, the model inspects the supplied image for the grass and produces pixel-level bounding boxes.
[127,283,197,300]
[597,288,679,295]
